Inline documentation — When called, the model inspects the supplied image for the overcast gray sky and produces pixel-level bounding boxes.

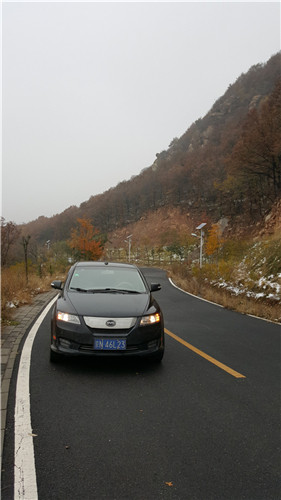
[2,1,280,224]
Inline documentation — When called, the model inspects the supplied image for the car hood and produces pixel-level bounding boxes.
[59,291,152,318]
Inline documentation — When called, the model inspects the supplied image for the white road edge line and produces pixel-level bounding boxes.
[14,296,58,500]
[169,277,223,308]
[169,278,280,324]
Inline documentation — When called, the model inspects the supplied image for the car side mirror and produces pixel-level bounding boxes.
[150,283,161,292]
[51,280,63,290]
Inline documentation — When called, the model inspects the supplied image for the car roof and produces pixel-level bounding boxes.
[74,261,138,270]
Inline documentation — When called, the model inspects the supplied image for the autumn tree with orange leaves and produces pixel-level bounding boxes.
[68,218,103,261]
[205,223,224,259]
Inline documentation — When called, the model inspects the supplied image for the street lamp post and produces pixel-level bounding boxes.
[192,223,207,268]
[124,234,132,262]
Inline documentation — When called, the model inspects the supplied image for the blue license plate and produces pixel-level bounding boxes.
[94,339,126,350]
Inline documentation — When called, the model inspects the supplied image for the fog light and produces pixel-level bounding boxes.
[59,338,71,348]
[147,340,158,348]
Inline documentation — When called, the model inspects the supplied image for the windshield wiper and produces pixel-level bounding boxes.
[70,287,142,294]
[69,287,88,292]
[87,288,141,294]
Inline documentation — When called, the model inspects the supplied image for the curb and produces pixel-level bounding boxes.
[1,290,57,468]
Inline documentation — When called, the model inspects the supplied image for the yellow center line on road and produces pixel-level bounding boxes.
[165,328,246,379]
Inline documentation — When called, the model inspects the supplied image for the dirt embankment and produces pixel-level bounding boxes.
[107,207,197,248]
[106,200,281,249]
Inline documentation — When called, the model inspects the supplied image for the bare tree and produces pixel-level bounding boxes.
[22,235,31,283]
[1,218,20,266]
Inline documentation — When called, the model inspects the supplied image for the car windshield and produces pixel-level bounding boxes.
[68,267,147,293]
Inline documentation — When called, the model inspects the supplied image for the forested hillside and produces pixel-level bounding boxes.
[15,52,281,245]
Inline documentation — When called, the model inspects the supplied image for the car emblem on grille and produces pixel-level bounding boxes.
[106,320,116,327]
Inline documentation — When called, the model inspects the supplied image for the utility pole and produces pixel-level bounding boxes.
[22,235,31,283]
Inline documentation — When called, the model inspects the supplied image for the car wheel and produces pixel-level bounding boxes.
[50,348,61,363]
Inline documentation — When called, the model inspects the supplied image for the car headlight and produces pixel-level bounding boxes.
[140,313,161,326]
[57,311,80,324]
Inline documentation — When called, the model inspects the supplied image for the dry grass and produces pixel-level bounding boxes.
[1,264,63,323]
[169,271,281,324]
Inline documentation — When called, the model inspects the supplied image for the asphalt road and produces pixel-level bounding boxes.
[2,268,280,500]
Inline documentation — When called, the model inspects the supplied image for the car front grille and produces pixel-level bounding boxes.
[83,316,136,329]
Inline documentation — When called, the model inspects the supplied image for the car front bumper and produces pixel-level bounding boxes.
[51,319,164,358]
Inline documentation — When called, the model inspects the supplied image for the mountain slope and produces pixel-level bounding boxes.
[22,52,281,245]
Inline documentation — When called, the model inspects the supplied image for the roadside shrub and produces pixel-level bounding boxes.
[221,239,250,260]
